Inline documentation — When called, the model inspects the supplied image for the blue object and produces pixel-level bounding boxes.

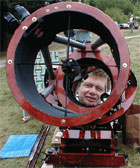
[0,134,38,158]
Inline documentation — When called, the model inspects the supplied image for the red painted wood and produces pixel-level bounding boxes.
[46,152,127,167]
[63,129,113,139]
[6,2,131,127]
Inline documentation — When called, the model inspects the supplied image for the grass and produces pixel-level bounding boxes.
[0,29,140,168]
[124,30,140,105]
[0,67,56,168]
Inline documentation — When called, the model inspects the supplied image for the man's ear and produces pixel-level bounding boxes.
[76,87,80,95]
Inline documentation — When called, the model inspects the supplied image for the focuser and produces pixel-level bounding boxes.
[62,58,81,78]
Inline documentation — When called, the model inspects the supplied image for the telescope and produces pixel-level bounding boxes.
[6,2,137,167]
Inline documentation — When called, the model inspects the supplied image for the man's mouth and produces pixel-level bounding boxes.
[86,96,97,103]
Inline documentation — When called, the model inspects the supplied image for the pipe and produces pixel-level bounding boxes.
[54,34,86,50]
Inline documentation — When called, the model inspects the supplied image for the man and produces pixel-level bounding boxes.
[75,29,92,43]
[76,68,110,106]
[129,15,135,33]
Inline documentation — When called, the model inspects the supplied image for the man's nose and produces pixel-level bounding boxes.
[89,86,96,94]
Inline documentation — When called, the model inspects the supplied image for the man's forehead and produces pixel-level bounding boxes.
[83,76,106,84]
[81,75,106,88]
[85,74,106,81]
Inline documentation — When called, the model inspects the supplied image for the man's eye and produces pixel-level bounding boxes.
[85,84,92,88]
[97,87,103,92]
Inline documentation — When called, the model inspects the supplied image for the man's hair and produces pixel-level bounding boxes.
[88,68,107,78]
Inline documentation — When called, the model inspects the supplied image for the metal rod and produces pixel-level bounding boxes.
[91,38,105,49]
[40,85,54,98]
[54,34,86,50]
[41,47,55,80]
[26,125,50,168]
[66,14,71,59]
[52,104,78,115]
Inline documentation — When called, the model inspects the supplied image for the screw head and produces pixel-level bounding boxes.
[22,26,28,30]
[46,9,50,13]
[54,6,59,9]
[66,4,72,9]
[32,17,37,22]
[8,59,12,64]
[122,63,127,68]
[61,119,66,124]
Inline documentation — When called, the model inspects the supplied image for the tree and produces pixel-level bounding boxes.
[89,0,140,23]
[1,0,140,52]
[0,0,46,51]
[105,8,128,23]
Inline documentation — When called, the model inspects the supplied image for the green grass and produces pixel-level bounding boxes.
[124,31,140,105]
[0,68,56,168]
[121,28,140,37]
[0,29,140,168]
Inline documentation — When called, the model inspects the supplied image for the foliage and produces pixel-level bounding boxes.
[105,7,128,23]
[1,0,47,13]
[1,0,140,52]
[130,0,140,2]
[64,0,140,23]
[0,29,140,168]
[1,0,140,23]
[88,0,140,23]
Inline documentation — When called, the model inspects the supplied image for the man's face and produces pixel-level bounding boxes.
[77,74,106,106]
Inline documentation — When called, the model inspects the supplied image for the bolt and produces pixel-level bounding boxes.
[32,17,37,22]
[122,63,127,68]
[46,9,50,13]
[61,119,66,124]
[8,59,12,64]
[54,6,59,9]
[66,4,72,9]
[22,26,28,30]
